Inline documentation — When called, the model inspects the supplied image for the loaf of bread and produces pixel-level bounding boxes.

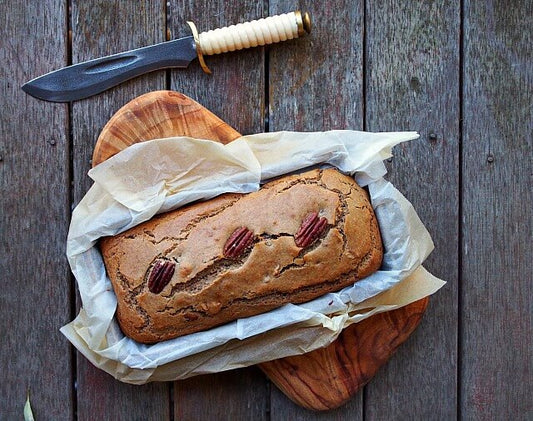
[100,168,383,344]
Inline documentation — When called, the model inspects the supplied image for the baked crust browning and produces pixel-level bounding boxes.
[100,169,383,343]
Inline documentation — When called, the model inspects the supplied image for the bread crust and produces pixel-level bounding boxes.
[100,168,383,343]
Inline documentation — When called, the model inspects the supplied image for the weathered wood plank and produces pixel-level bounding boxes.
[169,1,266,135]
[268,0,365,418]
[70,2,170,419]
[0,1,73,419]
[364,0,460,419]
[167,2,269,419]
[175,368,269,421]
[462,1,532,419]
[269,0,365,132]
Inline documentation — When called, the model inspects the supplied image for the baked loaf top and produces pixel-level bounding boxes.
[100,168,383,343]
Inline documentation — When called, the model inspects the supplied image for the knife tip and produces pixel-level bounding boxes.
[20,82,31,93]
[20,80,69,103]
[20,80,42,99]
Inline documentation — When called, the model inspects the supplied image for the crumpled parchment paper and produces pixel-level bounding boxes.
[61,130,445,384]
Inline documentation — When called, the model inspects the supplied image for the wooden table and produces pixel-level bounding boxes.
[1,1,531,419]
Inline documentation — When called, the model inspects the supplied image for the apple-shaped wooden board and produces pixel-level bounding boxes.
[92,90,429,411]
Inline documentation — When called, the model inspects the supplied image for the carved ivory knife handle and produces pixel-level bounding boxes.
[187,11,311,73]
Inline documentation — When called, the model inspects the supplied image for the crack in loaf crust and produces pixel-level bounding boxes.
[100,169,383,344]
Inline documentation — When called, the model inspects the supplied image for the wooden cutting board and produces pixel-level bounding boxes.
[92,90,429,411]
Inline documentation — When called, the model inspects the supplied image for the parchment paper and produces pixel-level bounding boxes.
[61,130,445,384]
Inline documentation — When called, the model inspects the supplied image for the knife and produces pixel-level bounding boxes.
[22,11,311,102]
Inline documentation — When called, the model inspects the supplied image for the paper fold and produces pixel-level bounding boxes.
[62,130,445,384]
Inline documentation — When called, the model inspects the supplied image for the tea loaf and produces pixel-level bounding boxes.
[100,168,383,343]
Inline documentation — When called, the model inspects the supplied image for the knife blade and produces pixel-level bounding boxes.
[22,11,311,103]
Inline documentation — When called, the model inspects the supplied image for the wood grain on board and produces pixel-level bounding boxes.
[259,298,429,411]
[93,91,240,165]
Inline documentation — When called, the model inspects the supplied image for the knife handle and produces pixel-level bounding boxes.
[188,11,311,73]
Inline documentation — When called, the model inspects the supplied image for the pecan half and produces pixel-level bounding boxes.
[147,259,175,294]
[223,227,254,258]
[294,212,328,248]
